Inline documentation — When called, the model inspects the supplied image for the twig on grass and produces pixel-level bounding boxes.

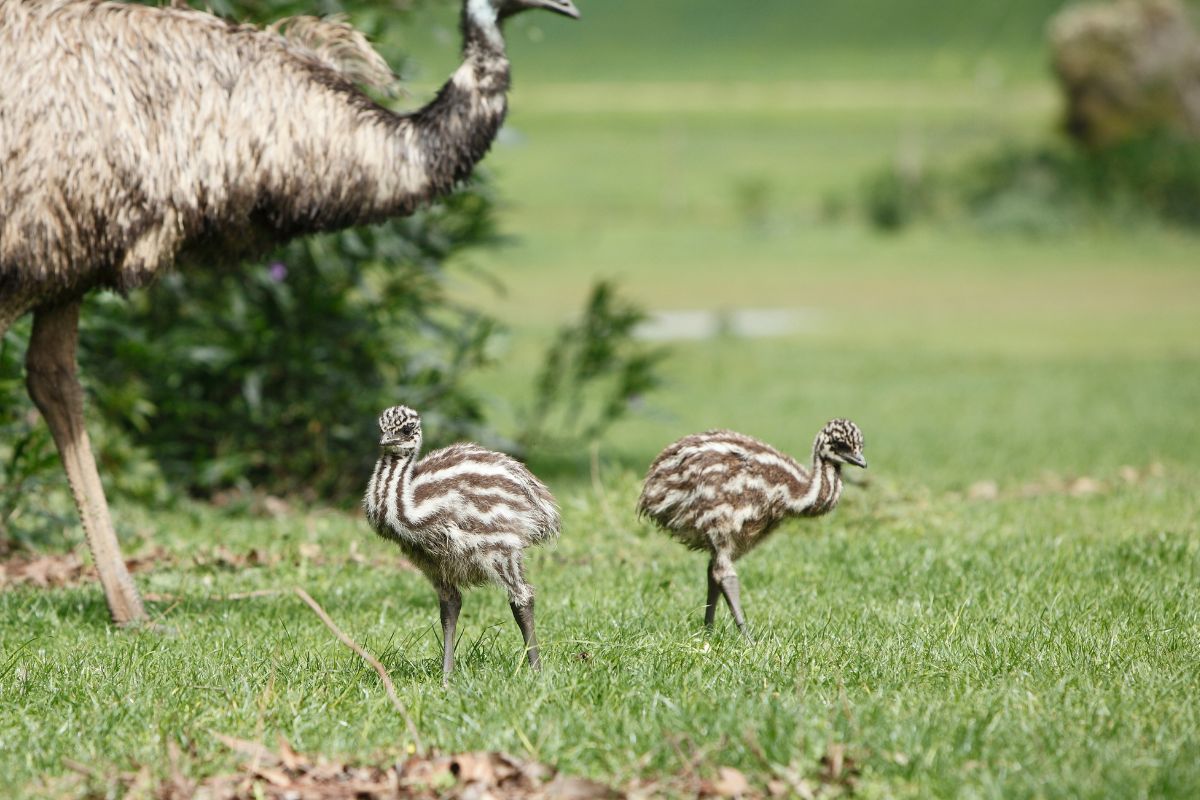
[292,586,423,753]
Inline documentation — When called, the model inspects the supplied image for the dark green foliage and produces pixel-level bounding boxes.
[861,165,935,232]
[859,132,1200,234]
[1,326,176,547]
[80,185,502,501]
[519,281,665,452]
[0,325,62,544]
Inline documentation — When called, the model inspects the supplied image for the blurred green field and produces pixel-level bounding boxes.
[3,1,1200,797]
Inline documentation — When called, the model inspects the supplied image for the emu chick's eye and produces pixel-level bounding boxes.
[400,423,415,434]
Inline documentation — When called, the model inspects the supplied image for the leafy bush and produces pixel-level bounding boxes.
[857,131,1200,234]
[80,183,502,502]
[0,324,62,544]
[0,324,165,545]
[518,281,666,453]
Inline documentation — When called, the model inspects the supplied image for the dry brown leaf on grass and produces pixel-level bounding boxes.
[195,545,278,570]
[818,743,860,793]
[965,462,1169,503]
[0,547,167,590]
[966,480,1000,501]
[57,738,869,800]
[708,766,751,798]
[176,736,620,799]
[0,542,415,595]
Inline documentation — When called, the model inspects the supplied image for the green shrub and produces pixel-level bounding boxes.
[862,166,935,232]
[519,281,666,453]
[0,324,62,544]
[859,131,1200,234]
[80,182,502,502]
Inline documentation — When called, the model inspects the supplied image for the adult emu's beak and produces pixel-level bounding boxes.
[844,452,868,469]
[534,0,581,19]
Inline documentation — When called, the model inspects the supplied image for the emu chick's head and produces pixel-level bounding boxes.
[378,405,423,455]
[814,419,867,468]
[488,0,581,20]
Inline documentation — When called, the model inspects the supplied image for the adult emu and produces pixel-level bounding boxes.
[0,0,579,625]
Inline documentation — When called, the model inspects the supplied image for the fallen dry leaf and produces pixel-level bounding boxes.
[195,545,278,570]
[765,778,789,797]
[58,734,889,800]
[187,734,622,799]
[710,766,750,798]
[967,480,999,501]
[965,462,1167,504]
[817,743,860,793]
[0,547,167,590]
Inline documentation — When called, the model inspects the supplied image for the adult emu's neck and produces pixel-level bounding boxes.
[393,5,512,209]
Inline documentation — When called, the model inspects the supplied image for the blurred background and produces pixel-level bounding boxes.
[3,0,1199,536]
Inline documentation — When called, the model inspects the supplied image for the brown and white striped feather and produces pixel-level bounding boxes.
[637,430,832,556]
[365,443,559,589]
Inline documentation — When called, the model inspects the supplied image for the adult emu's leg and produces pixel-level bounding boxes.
[25,302,146,624]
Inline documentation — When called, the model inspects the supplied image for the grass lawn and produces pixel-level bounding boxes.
[4,0,1200,796]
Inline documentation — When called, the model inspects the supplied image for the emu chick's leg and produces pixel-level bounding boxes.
[704,557,721,630]
[510,598,541,671]
[438,585,463,682]
[711,550,751,640]
[720,575,751,640]
[25,302,146,625]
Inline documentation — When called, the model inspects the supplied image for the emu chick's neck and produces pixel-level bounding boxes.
[787,455,843,518]
[365,451,418,531]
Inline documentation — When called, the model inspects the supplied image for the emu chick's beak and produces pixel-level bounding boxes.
[380,437,413,453]
[844,452,868,469]
[533,0,581,19]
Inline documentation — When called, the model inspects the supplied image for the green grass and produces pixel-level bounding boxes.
[4,0,1200,796]
[4,341,1198,797]
[2,441,1198,796]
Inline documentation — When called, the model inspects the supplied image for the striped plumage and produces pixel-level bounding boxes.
[364,405,559,678]
[637,419,866,636]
